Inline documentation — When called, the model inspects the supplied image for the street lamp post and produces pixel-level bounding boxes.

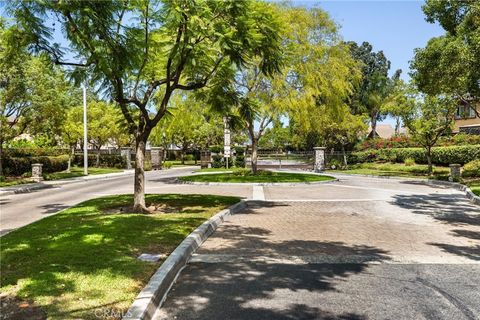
[82,84,88,175]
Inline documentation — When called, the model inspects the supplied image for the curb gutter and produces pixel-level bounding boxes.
[123,200,247,320]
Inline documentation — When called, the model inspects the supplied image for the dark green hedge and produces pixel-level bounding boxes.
[235,155,246,168]
[212,155,224,168]
[349,145,480,166]
[73,154,126,168]
[3,155,70,176]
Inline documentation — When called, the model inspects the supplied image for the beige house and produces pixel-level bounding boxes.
[454,103,480,134]
[368,124,408,139]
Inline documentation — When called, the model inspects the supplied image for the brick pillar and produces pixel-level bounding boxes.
[31,163,43,182]
[150,147,164,170]
[121,147,132,169]
[313,147,326,173]
[449,164,461,182]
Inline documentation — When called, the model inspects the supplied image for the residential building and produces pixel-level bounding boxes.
[454,103,480,135]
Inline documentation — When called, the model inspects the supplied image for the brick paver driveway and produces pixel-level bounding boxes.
[154,175,480,320]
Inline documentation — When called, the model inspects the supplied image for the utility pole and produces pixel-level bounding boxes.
[83,84,88,175]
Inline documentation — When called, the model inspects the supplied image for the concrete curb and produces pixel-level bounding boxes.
[330,172,480,205]
[0,170,135,197]
[123,200,248,320]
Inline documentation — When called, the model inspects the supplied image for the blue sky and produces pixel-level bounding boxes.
[296,0,444,80]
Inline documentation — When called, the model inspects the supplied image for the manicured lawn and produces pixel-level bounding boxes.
[331,162,450,179]
[181,171,334,183]
[0,167,123,187]
[43,166,122,180]
[164,160,197,166]
[0,194,240,320]
[469,183,480,196]
[195,167,240,172]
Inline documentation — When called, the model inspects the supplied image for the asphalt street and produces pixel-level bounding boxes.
[153,176,480,320]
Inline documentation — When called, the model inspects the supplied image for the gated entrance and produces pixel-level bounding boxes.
[246,149,314,170]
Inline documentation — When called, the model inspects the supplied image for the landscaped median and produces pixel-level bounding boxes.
[0,194,240,320]
[180,170,335,183]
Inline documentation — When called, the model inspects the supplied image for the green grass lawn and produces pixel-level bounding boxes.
[0,194,240,320]
[468,182,480,196]
[0,166,122,187]
[330,162,450,179]
[164,160,197,167]
[181,171,334,183]
[44,166,122,180]
[195,167,241,172]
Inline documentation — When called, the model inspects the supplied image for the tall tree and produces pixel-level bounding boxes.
[10,0,283,211]
[411,0,480,116]
[347,41,396,138]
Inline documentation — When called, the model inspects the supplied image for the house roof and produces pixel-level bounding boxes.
[368,124,407,139]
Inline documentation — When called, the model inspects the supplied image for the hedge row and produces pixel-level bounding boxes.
[3,148,69,157]
[3,155,70,176]
[349,145,480,166]
[73,154,126,169]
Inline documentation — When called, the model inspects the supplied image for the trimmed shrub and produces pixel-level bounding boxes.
[235,155,246,168]
[3,155,69,176]
[404,158,416,166]
[235,146,246,155]
[73,154,126,169]
[350,145,480,166]
[462,159,480,178]
[209,145,222,153]
[212,155,224,168]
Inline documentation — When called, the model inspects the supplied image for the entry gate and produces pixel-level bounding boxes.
[247,150,314,171]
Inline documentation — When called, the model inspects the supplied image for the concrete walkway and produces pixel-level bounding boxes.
[154,175,480,320]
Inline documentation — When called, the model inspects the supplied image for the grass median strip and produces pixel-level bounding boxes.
[0,194,240,320]
[181,171,335,183]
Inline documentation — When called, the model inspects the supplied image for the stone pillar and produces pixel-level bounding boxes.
[200,151,212,169]
[449,164,461,182]
[121,147,132,169]
[31,163,43,182]
[150,147,164,170]
[313,147,326,173]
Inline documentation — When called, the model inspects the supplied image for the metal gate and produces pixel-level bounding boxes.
[247,150,314,171]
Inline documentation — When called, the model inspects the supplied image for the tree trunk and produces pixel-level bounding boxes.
[181,149,185,164]
[194,149,198,165]
[426,146,433,175]
[133,134,149,213]
[0,141,4,177]
[370,115,378,139]
[395,117,401,136]
[95,148,101,168]
[251,139,258,174]
[341,143,348,168]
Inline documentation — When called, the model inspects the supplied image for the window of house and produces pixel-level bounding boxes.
[455,104,477,119]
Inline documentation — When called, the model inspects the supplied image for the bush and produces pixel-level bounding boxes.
[234,146,245,155]
[3,155,69,176]
[162,161,173,169]
[350,145,480,166]
[212,155,224,168]
[462,159,480,178]
[209,145,223,153]
[183,154,195,162]
[144,160,152,171]
[404,158,416,166]
[73,154,126,169]
[235,155,246,168]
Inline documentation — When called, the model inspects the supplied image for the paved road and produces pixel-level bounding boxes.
[154,176,480,320]
[0,166,251,236]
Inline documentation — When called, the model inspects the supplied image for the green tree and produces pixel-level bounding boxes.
[11,0,284,211]
[411,1,480,115]
[63,101,130,167]
[401,95,457,174]
[0,19,77,175]
[347,41,399,138]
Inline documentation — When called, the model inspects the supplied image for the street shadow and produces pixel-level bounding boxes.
[157,201,390,319]
[39,203,71,214]
[0,198,10,205]
[391,193,479,226]
[399,180,453,190]
[391,193,480,261]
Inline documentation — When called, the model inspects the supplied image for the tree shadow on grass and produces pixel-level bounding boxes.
[0,194,239,320]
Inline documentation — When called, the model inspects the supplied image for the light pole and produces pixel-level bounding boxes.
[82,84,88,175]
